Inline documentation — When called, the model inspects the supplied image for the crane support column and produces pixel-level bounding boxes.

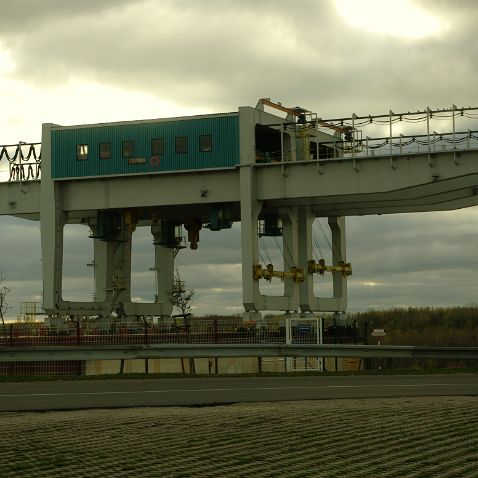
[40,123,65,314]
[239,106,261,312]
[298,208,348,312]
[90,228,110,303]
[240,107,302,312]
[110,231,133,316]
[298,206,315,312]
[279,207,301,310]
[329,215,348,311]
[151,226,174,316]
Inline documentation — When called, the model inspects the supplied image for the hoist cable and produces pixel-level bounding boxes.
[259,236,273,265]
[258,248,267,266]
[312,223,324,260]
[282,233,296,269]
[317,218,333,253]
[272,235,292,269]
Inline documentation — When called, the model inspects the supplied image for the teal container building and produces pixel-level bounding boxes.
[51,113,240,179]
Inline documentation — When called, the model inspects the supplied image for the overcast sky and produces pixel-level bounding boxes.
[0,0,477,318]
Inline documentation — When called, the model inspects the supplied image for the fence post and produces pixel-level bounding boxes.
[144,320,149,346]
[364,321,369,370]
[76,320,81,346]
[334,315,338,372]
[144,320,149,374]
[213,318,218,343]
[213,318,219,373]
[9,324,13,347]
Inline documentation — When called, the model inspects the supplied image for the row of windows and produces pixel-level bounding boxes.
[76,135,213,161]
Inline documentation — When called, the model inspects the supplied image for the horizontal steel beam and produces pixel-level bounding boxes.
[1,344,478,362]
[3,149,478,217]
[0,180,41,216]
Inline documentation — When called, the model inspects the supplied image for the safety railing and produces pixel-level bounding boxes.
[256,106,478,164]
[317,130,478,161]
[0,143,41,182]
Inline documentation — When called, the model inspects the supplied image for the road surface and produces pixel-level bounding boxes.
[0,373,476,411]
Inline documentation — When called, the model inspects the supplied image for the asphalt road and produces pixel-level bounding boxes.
[0,374,476,412]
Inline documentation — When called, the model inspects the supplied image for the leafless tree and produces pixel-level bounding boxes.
[170,268,194,316]
[0,272,11,333]
[170,268,196,373]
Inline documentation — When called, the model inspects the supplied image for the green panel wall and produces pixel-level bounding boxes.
[51,114,239,179]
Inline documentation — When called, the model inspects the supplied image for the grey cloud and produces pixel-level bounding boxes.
[347,212,478,274]
[0,217,41,279]
[0,0,132,32]
[346,210,478,311]
[0,217,42,318]
[0,0,478,117]
[5,0,475,115]
[417,0,478,18]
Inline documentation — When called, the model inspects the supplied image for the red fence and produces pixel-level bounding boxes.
[0,318,359,348]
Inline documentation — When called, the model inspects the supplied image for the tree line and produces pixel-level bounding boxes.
[349,306,478,347]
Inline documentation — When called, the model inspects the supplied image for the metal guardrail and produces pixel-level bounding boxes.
[1,344,477,362]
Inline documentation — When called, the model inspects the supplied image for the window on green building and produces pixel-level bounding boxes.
[76,144,89,161]
[99,142,112,160]
[175,136,188,154]
[199,135,212,152]
[122,141,134,158]
[151,138,164,156]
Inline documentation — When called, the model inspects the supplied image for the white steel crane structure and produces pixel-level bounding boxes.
[0,99,477,321]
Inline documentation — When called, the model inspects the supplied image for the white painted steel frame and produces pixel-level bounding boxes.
[1,105,478,317]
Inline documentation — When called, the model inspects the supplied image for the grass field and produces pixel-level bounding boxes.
[0,396,477,477]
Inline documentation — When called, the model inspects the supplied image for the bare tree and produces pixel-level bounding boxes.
[170,268,194,316]
[0,272,11,331]
[170,268,196,373]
